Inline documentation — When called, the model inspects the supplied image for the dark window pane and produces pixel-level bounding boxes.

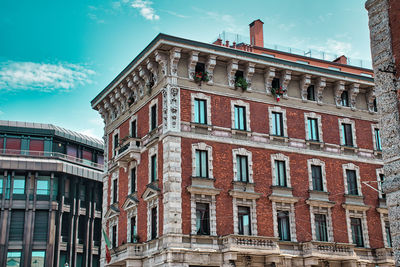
[315,214,328,241]
[341,91,349,107]
[33,211,48,241]
[131,217,137,242]
[151,155,157,182]
[194,99,207,124]
[195,150,208,178]
[342,123,353,146]
[131,120,137,138]
[236,155,249,182]
[277,211,290,241]
[112,225,117,248]
[151,105,157,130]
[272,112,284,136]
[307,85,315,101]
[9,211,25,241]
[275,160,287,187]
[312,165,323,191]
[234,106,246,131]
[350,218,363,247]
[196,203,210,235]
[346,170,358,195]
[113,179,118,203]
[131,168,136,193]
[151,207,157,239]
[238,206,251,235]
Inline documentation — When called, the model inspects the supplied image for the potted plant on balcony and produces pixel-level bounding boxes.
[194,71,209,85]
[235,76,248,91]
[271,86,286,102]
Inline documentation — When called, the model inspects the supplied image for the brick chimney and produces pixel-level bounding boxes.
[249,19,264,47]
[333,55,348,65]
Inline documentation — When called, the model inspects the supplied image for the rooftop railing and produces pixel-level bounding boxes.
[214,31,372,69]
[0,149,104,170]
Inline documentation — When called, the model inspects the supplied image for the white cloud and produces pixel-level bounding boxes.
[0,61,95,91]
[131,0,159,21]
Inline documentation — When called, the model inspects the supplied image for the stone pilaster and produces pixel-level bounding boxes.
[366,0,400,263]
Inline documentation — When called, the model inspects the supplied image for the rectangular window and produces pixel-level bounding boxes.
[61,213,69,241]
[5,174,11,199]
[113,179,118,204]
[36,177,50,195]
[272,78,280,89]
[375,128,382,151]
[151,207,157,239]
[151,104,157,131]
[112,225,117,248]
[13,175,25,195]
[341,91,349,107]
[238,206,251,235]
[0,176,3,195]
[9,211,25,241]
[131,217,137,243]
[131,168,136,193]
[195,150,208,178]
[385,221,392,247]
[307,118,319,141]
[21,138,29,155]
[311,165,323,191]
[272,112,284,136]
[275,160,287,187]
[33,211,48,241]
[277,211,291,241]
[196,203,210,235]
[234,106,246,131]
[236,155,249,182]
[315,214,328,241]
[113,134,119,150]
[350,217,364,247]
[131,119,137,138]
[31,251,45,267]
[7,251,22,267]
[346,170,358,195]
[194,99,207,124]
[307,85,315,101]
[151,155,157,182]
[341,123,353,147]
[78,216,86,242]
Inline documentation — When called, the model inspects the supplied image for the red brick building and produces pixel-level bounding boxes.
[92,20,394,266]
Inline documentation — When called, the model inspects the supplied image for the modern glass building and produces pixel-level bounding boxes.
[0,120,104,267]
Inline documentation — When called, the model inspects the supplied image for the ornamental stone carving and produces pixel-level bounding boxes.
[280,70,291,99]
[205,55,217,84]
[162,85,180,133]
[366,88,376,114]
[316,77,326,105]
[334,81,345,107]
[155,50,168,77]
[264,67,276,95]
[300,74,312,102]
[244,62,255,91]
[188,51,199,80]
[349,83,360,111]
[227,59,239,88]
[170,47,181,77]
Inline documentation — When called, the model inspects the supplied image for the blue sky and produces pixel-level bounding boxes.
[0,0,371,139]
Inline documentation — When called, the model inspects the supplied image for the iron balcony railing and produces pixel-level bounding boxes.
[0,149,104,170]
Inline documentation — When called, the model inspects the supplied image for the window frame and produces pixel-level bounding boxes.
[277,210,291,241]
[338,118,357,148]
[271,153,291,187]
[342,163,361,196]
[192,143,213,179]
[269,106,287,137]
[231,100,251,132]
[196,202,210,235]
[232,148,253,183]
[307,85,315,101]
[129,116,137,138]
[350,217,364,247]
[314,214,328,242]
[148,144,158,184]
[191,93,211,125]
[371,124,382,151]
[195,149,209,178]
[340,91,349,107]
[148,98,158,132]
[238,206,251,236]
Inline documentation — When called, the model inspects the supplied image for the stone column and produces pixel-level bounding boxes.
[366,0,400,264]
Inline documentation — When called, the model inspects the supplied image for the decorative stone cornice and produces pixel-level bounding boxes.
[169,47,181,77]
[264,67,276,95]
[315,77,326,105]
[366,88,376,114]
[334,81,346,108]
[132,72,145,99]
[155,50,168,77]
[138,65,151,96]
[227,59,239,88]
[280,70,291,99]
[115,84,127,112]
[188,51,199,80]
[349,83,360,111]
[205,55,217,84]
[300,74,312,102]
[342,203,370,212]
[228,189,261,200]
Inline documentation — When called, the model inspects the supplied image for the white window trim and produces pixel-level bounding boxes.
[192,142,213,178]
[109,217,118,248]
[345,209,370,248]
[231,100,251,131]
[191,92,211,125]
[232,148,253,183]
[129,162,138,194]
[127,207,138,243]
[338,118,357,147]
[378,211,390,248]
[376,168,385,199]
[269,106,288,137]
[307,158,327,191]
[371,124,381,151]
[148,98,158,132]
[111,171,119,204]
[342,163,362,196]
[191,195,217,236]
[112,129,120,157]
[146,197,159,241]
[233,197,258,236]
[148,144,158,184]
[271,153,291,187]
[129,115,137,138]
[309,205,334,242]
[304,112,323,142]
[272,201,297,242]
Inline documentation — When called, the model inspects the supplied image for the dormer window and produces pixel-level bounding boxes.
[340,91,349,107]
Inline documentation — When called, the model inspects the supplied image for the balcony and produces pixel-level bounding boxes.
[114,138,141,166]
[0,148,104,170]
[302,241,356,261]
[221,235,279,254]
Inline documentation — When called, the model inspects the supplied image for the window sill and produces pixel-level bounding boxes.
[340,145,358,152]
[191,176,215,181]
[271,185,293,191]
[269,135,289,142]
[231,129,251,137]
[306,140,324,148]
[191,122,212,130]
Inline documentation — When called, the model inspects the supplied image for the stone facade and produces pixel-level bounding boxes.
[92,22,394,266]
[366,0,400,265]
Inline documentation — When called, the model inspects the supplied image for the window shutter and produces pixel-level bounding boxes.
[33,211,48,241]
[9,210,25,241]
[30,139,44,152]
[6,138,21,152]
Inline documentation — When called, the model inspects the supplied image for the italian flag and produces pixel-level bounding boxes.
[102,228,112,263]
